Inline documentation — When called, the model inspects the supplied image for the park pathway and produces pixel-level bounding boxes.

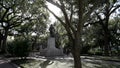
[0,62,16,68]
[0,56,119,68]
[0,56,17,68]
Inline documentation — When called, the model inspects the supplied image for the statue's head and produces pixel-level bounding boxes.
[50,24,53,27]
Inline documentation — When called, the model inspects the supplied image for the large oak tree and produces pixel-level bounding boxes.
[0,0,47,53]
[45,0,86,68]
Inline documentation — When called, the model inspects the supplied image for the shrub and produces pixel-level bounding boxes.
[8,38,30,59]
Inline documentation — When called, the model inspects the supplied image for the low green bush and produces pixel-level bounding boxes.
[8,38,30,59]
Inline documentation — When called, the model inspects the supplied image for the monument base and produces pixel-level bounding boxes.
[40,37,63,57]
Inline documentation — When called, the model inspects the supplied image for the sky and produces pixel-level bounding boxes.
[47,2,60,24]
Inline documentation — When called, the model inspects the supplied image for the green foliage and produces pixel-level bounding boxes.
[8,38,30,58]
[54,22,68,48]
[0,0,48,53]
[89,47,102,55]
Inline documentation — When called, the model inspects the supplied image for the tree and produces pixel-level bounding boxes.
[46,0,120,67]
[0,0,47,53]
[86,0,120,56]
[45,0,86,68]
[0,0,26,53]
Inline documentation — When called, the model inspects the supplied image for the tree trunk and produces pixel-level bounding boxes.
[1,29,8,53]
[116,43,120,56]
[32,36,38,51]
[103,1,111,56]
[73,52,82,68]
[0,33,3,51]
[72,32,82,68]
[72,0,83,67]
[71,43,82,68]
[103,28,111,56]
[0,40,1,48]
[73,42,82,68]
[104,38,110,56]
[0,40,2,51]
[69,35,82,68]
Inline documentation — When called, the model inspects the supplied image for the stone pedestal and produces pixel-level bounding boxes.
[45,37,63,57]
[39,37,63,57]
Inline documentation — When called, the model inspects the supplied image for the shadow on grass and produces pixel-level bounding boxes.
[11,59,37,68]
[39,59,54,68]
[12,58,54,68]
[82,59,120,68]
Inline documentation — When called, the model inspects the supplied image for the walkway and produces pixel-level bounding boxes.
[0,62,16,68]
[0,56,17,68]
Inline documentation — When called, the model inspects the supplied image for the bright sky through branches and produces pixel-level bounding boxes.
[47,2,60,24]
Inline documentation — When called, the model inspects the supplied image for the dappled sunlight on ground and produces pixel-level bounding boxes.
[0,57,11,64]
[82,58,120,68]
[0,56,119,68]
[46,60,74,68]
[14,56,120,68]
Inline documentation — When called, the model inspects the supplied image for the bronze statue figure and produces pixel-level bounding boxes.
[49,24,55,37]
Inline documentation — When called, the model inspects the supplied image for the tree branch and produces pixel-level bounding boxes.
[0,3,7,9]
[46,6,65,25]
[1,8,10,20]
[109,5,120,15]
[46,0,61,8]
[59,1,76,35]
[45,5,74,39]
[95,12,105,26]
[70,4,73,23]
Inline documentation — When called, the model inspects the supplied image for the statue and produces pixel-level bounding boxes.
[49,24,55,37]
[39,24,64,57]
